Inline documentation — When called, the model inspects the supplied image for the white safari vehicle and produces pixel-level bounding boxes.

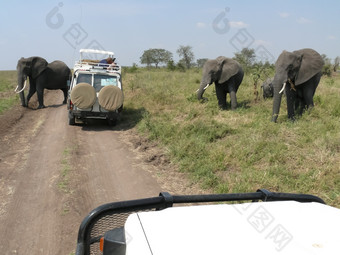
[75,189,340,255]
[67,49,123,125]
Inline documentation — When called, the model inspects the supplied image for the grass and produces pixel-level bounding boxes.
[59,147,72,193]
[0,71,19,114]
[122,68,340,207]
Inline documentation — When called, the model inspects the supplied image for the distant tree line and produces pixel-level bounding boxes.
[322,54,340,77]
[140,45,207,71]
[138,46,339,77]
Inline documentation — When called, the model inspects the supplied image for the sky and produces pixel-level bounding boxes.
[0,0,339,70]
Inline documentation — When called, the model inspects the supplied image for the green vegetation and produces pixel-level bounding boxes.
[59,147,72,193]
[0,71,19,114]
[122,68,340,207]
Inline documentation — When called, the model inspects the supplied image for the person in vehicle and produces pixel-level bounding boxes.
[99,57,116,69]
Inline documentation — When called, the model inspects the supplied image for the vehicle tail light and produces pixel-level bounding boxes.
[100,237,104,252]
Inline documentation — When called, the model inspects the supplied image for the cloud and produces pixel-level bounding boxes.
[196,22,207,29]
[328,35,336,40]
[229,21,248,28]
[297,17,312,24]
[279,12,290,18]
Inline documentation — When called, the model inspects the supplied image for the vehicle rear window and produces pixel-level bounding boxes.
[94,75,118,92]
[76,73,92,84]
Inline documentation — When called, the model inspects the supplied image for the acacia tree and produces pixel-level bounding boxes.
[197,58,208,68]
[140,49,173,68]
[177,45,195,69]
[334,56,340,72]
[233,48,256,72]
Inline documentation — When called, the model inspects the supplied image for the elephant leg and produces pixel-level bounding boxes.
[26,86,36,106]
[285,87,296,121]
[303,85,317,109]
[294,90,304,116]
[229,74,241,110]
[20,92,27,107]
[305,72,321,109]
[36,87,46,109]
[215,84,227,110]
[62,88,68,104]
[229,90,237,110]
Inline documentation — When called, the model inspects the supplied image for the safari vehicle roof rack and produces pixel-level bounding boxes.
[74,49,121,74]
[75,189,325,255]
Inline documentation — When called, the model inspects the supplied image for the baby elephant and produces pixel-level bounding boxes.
[261,77,274,99]
[197,56,244,110]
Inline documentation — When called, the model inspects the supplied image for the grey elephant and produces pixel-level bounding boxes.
[15,57,71,109]
[197,56,244,110]
[261,77,274,99]
[271,48,324,122]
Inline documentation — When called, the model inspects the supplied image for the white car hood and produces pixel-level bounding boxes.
[125,201,340,255]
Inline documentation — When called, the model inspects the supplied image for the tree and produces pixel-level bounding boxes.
[140,49,173,68]
[196,58,208,68]
[167,60,176,71]
[233,48,256,72]
[321,54,332,77]
[334,56,340,72]
[177,45,195,69]
[321,54,331,65]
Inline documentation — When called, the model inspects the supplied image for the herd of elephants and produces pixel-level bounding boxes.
[15,48,324,123]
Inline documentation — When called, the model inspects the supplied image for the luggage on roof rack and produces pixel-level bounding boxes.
[74,49,121,74]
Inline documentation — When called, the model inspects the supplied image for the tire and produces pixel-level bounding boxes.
[70,83,96,109]
[68,112,75,125]
[107,118,117,126]
[98,86,124,111]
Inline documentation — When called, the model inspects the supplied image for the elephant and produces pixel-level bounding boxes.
[197,56,244,110]
[15,57,71,109]
[271,48,324,122]
[261,77,274,99]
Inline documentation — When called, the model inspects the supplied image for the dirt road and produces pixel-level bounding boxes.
[0,91,199,254]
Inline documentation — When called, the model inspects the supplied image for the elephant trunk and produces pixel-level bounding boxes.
[16,72,27,107]
[197,80,211,100]
[271,73,287,122]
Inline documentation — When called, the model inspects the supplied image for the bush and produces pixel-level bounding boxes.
[167,60,176,71]
[322,64,332,77]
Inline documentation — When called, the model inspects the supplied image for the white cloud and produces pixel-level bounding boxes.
[279,12,290,18]
[196,22,207,29]
[229,21,248,28]
[297,17,312,24]
[328,35,336,40]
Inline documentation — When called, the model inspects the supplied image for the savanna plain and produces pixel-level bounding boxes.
[1,67,340,209]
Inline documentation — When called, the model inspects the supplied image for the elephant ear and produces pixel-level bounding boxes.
[294,49,324,85]
[31,57,48,79]
[218,57,240,84]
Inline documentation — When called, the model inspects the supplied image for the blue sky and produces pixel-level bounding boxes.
[0,0,339,70]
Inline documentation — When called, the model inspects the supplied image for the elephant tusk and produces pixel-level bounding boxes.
[279,82,286,94]
[203,83,210,90]
[14,80,27,93]
[196,84,210,93]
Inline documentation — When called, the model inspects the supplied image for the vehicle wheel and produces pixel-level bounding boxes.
[68,113,76,125]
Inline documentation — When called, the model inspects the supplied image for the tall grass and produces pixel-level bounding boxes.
[0,71,19,114]
[123,68,340,207]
